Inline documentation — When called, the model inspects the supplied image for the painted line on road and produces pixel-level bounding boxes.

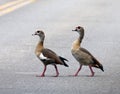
[0,0,36,16]
[0,0,25,10]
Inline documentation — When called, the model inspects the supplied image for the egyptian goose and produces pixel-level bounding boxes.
[71,26,104,77]
[32,30,69,77]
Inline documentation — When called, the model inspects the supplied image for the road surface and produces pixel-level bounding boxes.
[0,0,120,94]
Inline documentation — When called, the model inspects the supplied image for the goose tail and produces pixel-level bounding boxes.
[92,58,104,72]
[59,56,69,67]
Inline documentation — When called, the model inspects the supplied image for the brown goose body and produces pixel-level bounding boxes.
[33,30,68,77]
[71,26,104,77]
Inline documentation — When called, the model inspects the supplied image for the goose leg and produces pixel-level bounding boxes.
[36,65,47,77]
[74,65,82,76]
[54,65,59,77]
[88,65,95,77]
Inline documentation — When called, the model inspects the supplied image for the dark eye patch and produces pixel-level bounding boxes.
[37,31,40,33]
[77,26,81,29]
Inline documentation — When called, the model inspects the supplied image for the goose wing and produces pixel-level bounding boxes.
[41,48,63,64]
[80,47,93,56]
[80,47,99,63]
[80,47,104,71]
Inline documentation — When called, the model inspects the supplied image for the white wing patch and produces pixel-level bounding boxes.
[40,53,47,59]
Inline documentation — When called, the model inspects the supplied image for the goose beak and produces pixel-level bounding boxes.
[32,32,37,36]
[72,29,77,31]
[32,34,36,36]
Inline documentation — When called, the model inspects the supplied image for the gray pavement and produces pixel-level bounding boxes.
[0,0,120,94]
[0,0,13,5]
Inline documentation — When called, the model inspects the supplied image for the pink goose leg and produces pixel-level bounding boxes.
[54,65,59,77]
[88,65,95,77]
[74,65,82,76]
[36,65,47,77]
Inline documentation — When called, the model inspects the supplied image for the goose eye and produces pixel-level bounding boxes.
[77,26,81,29]
[37,31,40,33]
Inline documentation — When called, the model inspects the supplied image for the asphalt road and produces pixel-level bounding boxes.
[0,0,120,94]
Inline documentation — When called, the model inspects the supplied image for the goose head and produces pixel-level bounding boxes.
[32,30,45,41]
[72,26,84,43]
[72,26,84,34]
